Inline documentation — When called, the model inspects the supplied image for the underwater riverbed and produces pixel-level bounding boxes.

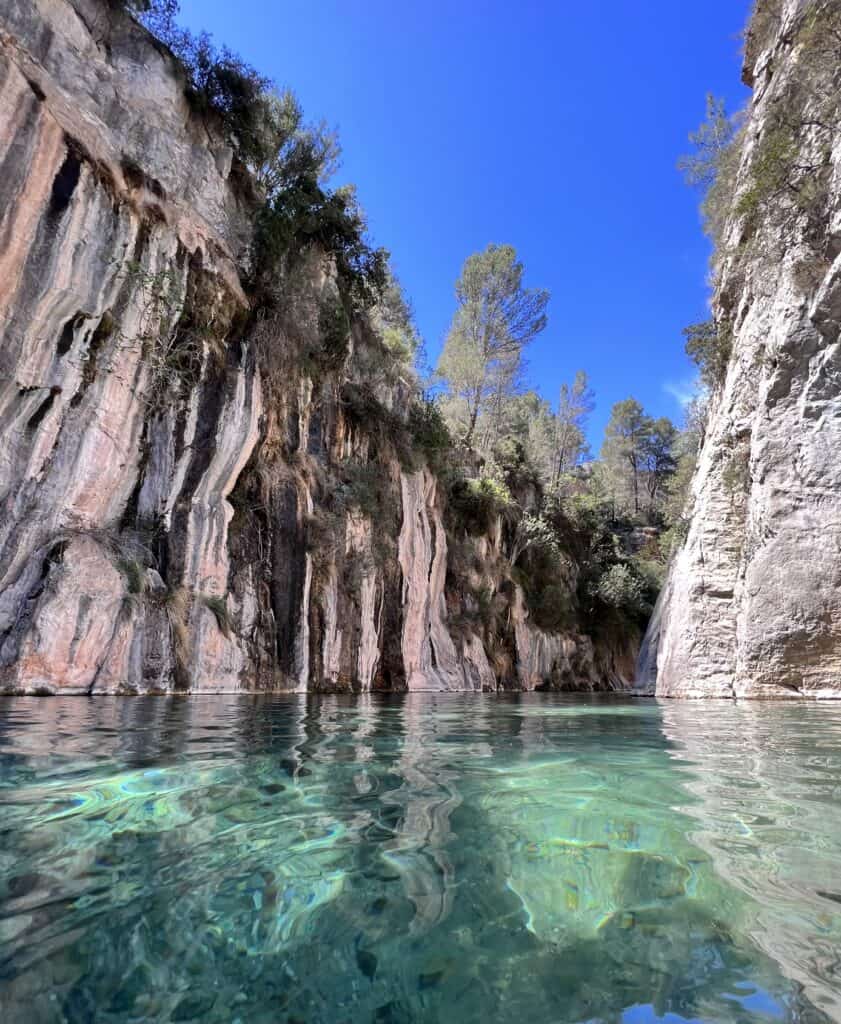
[0,695,840,1023]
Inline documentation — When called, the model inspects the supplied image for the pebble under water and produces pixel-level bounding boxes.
[1,694,840,1024]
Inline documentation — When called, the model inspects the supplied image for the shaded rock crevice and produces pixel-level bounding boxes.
[0,0,634,694]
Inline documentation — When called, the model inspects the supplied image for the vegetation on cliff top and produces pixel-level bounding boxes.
[120,0,695,647]
[119,0,390,316]
[427,242,693,639]
[678,0,841,396]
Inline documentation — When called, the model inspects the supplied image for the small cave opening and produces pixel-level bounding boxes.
[47,150,82,223]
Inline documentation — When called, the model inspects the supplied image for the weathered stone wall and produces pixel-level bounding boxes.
[0,0,262,693]
[0,0,632,694]
[639,0,841,697]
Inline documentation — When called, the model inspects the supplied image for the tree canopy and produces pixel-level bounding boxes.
[436,244,549,447]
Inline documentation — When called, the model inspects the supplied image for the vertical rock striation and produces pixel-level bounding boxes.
[398,469,472,691]
[0,0,258,693]
[0,0,634,694]
[640,0,841,697]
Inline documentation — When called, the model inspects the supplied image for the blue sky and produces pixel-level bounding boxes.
[179,0,751,447]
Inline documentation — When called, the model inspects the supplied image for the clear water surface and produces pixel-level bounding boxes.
[1,695,840,1024]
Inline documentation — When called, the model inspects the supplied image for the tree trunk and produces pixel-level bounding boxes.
[464,390,481,446]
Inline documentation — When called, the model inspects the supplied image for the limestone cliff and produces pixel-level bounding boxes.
[0,0,632,694]
[640,0,841,697]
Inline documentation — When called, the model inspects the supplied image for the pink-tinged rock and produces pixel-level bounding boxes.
[7,537,123,694]
[398,469,471,691]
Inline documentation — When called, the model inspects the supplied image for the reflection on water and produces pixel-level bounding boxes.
[660,702,841,1022]
[0,695,839,1023]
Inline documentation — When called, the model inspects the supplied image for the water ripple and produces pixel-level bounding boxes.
[0,694,838,1023]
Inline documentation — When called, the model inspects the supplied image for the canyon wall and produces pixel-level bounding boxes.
[0,0,631,694]
[639,0,841,697]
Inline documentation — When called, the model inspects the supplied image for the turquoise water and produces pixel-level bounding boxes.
[1,696,840,1024]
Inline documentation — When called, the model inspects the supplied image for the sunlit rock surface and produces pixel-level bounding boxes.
[640,0,841,698]
[0,0,631,694]
[398,469,475,692]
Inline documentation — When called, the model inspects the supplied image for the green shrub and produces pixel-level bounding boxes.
[118,557,146,596]
[714,2,839,258]
[202,594,231,637]
[520,581,575,633]
[510,510,562,567]
[447,475,514,536]
[255,183,388,311]
[316,295,351,371]
[633,557,667,593]
[340,382,410,465]
[406,399,452,473]
[121,2,388,312]
[683,319,732,391]
[736,123,802,222]
[489,437,542,497]
[560,490,614,540]
[373,273,421,365]
[335,460,399,527]
[512,522,576,633]
[659,519,690,557]
[340,385,454,475]
[594,564,648,616]
[120,2,277,167]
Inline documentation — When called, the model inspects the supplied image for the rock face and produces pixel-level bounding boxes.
[639,0,841,698]
[0,0,633,694]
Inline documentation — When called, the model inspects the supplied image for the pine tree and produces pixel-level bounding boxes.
[436,244,549,448]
